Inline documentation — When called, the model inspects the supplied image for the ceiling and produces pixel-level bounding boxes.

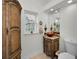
[45,0,77,14]
[18,0,77,13]
[19,0,52,12]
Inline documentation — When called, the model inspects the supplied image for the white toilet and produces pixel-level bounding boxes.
[58,38,77,59]
[58,52,75,59]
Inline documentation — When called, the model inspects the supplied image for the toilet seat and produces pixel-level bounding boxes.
[58,52,75,59]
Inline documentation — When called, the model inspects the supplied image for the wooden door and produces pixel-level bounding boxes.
[2,0,22,59]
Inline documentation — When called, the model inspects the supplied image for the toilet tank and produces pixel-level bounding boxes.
[65,39,77,56]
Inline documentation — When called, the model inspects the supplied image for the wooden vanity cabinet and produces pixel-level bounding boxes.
[43,36,59,58]
[2,0,22,59]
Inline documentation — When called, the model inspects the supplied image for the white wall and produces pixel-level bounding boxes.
[36,12,49,32]
[60,3,77,52]
[60,3,77,43]
[21,34,43,59]
[21,10,44,59]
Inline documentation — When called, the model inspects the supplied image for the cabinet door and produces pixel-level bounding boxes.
[46,39,51,56]
[43,37,45,53]
[54,39,59,52]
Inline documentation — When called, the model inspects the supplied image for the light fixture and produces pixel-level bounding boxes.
[50,8,54,11]
[55,10,58,13]
[55,19,58,23]
[67,0,72,4]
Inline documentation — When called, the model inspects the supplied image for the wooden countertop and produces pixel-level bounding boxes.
[43,35,59,40]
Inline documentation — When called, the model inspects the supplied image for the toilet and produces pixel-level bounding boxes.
[58,52,75,59]
[58,38,77,59]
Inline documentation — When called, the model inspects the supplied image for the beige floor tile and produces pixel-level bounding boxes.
[30,53,51,59]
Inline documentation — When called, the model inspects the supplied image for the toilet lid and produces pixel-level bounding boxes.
[58,52,75,59]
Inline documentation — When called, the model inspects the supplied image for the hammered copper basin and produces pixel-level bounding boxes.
[46,32,54,37]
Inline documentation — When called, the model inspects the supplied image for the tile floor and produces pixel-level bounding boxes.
[30,53,57,59]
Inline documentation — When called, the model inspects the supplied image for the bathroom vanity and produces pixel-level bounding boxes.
[43,33,59,58]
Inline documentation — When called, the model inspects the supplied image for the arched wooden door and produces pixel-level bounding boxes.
[2,0,22,59]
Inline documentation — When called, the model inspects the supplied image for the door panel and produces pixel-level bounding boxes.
[10,5,20,27]
[10,28,20,53]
